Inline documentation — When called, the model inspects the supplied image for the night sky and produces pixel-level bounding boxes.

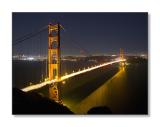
[12,13,148,56]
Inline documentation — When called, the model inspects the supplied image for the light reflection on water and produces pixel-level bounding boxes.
[65,67,127,114]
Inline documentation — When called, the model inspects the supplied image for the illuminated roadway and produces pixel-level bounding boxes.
[21,59,126,92]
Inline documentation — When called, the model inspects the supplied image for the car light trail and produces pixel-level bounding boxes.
[22,80,57,92]
[21,59,126,92]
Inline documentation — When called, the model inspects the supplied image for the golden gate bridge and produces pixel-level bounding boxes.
[13,22,126,103]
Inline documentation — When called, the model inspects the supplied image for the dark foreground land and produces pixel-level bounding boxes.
[12,88,73,114]
[13,88,112,114]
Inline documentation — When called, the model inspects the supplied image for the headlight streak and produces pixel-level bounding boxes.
[21,59,126,92]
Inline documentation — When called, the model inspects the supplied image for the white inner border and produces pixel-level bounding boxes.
[0,0,159,127]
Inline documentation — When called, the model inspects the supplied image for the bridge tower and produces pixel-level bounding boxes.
[120,48,125,67]
[48,23,61,102]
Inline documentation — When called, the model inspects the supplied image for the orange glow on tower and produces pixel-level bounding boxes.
[48,23,61,102]
[48,23,61,80]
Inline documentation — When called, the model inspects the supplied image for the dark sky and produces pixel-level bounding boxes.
[12,13,148,56]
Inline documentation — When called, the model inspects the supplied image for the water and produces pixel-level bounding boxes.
[61,58,148,114]
[12,60,46,88]
[12,59,97,89]
[12,57,148,114]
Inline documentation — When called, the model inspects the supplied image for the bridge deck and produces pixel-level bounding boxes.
[21,59,126,92]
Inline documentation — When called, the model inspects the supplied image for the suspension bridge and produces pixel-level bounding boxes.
[13,22,126,103]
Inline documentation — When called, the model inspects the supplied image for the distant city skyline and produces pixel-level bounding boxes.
[13,13,148,56]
